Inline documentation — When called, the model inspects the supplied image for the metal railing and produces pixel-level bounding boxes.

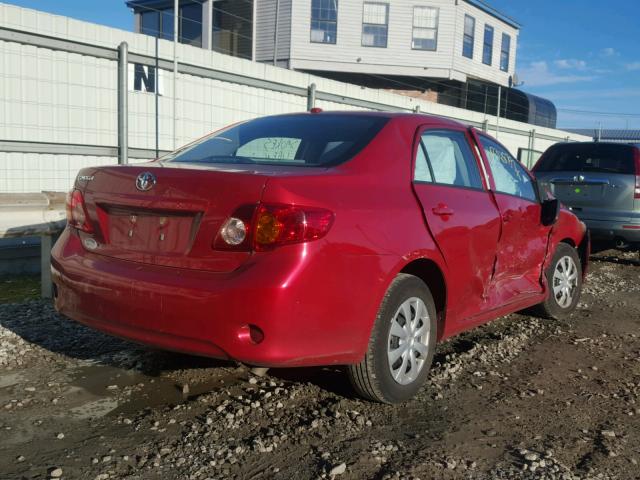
[0,24,583,169]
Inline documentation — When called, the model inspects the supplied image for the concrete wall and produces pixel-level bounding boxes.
[0,3,588,194]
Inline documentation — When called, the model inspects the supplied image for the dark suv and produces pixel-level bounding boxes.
[533,143,640,248]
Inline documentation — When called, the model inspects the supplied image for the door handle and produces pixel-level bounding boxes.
[432,204,454,216]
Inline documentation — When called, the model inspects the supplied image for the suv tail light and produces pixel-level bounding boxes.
[213,203,334,251]
[634,148,640,200]
[66,189,94,233]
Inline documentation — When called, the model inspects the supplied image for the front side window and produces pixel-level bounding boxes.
[165,114,388,167]
[418,130,483,189]
[362,2,389,48]
[311,0,338,44]
[412,6,438,51]
[483,25,494,65]
[463,15,475,59]
[500,33,511,72]
[480,136,537,201]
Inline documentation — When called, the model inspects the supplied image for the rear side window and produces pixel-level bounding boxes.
[535,144,636,174]
[416,130,483,189]
[165,114,388,167]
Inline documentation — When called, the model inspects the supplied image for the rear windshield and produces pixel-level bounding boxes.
[534,143,637,174]
[164,114,388,167]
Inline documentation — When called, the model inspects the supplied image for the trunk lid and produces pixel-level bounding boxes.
[544,172,635,212]
[76,163,272,273]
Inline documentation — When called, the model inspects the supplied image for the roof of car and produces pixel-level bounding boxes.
[552,141,639,148]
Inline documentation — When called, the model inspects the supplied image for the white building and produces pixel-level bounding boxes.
[0,0,581,198]
[256,0,518,86]
[127,0,555,127]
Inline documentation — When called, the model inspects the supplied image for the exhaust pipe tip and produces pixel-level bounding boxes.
[614,238,629,250]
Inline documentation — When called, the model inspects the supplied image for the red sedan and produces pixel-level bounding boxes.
[51,112,589,403]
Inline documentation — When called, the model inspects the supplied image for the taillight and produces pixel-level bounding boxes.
[253,204,334,251]
[213,204,257,251]
[65,189,93,233]
[213,204,334,251]
[634,148,640,199]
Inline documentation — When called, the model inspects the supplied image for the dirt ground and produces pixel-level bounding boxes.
[1,249,639,480]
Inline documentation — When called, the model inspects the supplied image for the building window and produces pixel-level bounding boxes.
[139,3,202,47]
[140,8,174,41]
[213,0,254,60]
[462,15,475,59]
[482,25,494,65]
[412,6,438,51]
[362,2,389,48]
[310,0,338,44]
[180,3,202,47]
[140,10,159,37]
[500,33,511,72]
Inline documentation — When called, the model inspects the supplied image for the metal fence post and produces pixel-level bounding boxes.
[40,234,52,298]
[529,129,536,152]
[413,104,421,113]
[482,120,489,133]
[117,42,129,165]
[307,83,316,111]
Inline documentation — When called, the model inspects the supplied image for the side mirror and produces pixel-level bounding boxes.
[541,198,560,226]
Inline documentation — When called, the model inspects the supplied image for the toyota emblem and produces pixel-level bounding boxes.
[136,171,156,191]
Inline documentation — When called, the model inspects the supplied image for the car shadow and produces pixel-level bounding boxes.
[0,299,364,401]
[590,241,640,267]
[268,365,359,399]
[0,299,235,378]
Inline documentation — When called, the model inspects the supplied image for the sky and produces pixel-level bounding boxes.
[4,0,640,130]
[489,0,640,129]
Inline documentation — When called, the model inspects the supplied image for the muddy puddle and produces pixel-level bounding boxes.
[63,362,247,419]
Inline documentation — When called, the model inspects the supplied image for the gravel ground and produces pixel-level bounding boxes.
[1,249,639,480]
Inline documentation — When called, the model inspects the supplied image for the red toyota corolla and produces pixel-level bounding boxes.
[52,111,589,403]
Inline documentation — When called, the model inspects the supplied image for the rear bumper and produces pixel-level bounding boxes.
[579,218,640,243]
[51,229,385,367]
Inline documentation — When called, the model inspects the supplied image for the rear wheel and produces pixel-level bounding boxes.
[533,243,582,319]
[347,274,437,403]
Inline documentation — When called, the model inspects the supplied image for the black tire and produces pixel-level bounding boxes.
[531,242,582,319]
[347,274,437,404]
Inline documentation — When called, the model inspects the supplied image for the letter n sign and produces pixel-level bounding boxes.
[129,64,163,95]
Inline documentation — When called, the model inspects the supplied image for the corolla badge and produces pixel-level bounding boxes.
[136,171,156,191]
